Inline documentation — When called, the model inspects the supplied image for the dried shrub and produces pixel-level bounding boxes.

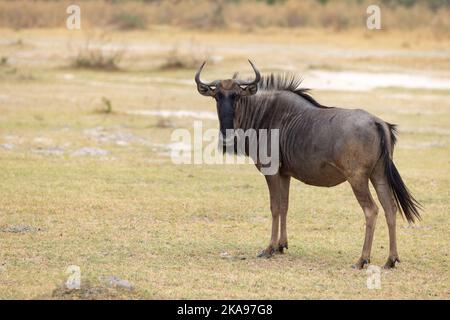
[159,47,204,71]
[109,12,147,30]
[71,38,124,71]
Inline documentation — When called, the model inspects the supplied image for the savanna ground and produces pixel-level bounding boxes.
[0,22,449,298]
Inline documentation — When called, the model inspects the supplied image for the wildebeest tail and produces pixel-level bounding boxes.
[375,122,422,223]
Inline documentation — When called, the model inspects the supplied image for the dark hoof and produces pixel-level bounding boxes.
[277,243,288,254]
[257,247,275,258]
[352,258,370,270]
[383,257,400,269]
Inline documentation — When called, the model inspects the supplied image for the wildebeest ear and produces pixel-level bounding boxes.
[241,84,258,96]
[197,84,215,97]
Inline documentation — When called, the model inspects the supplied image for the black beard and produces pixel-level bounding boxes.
[218,129,237,154]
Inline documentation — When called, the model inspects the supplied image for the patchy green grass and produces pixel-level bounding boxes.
[0,28,449,299]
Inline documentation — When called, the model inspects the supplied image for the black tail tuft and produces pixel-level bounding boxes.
[376,123,422,223]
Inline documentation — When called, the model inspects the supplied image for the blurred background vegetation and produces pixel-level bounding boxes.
[0,0,448,36]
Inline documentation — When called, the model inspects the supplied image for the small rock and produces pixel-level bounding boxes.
[0,143,14,150]
[115,140,129,146]
[63,73,74,80]
[220,252,246,260]
[71,147,108,157]
[0,224,38,233]
[33,137,53,145]
[102,276,134,291]
[220,251,231,258]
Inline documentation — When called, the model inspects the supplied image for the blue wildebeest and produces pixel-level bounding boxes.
[195,61,421,269]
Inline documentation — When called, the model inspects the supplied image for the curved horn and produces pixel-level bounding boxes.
[195,61,219,87]
[237,60,261,86]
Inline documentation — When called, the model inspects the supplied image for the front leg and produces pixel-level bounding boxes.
[258,174,281,258]
[278,175,291,253]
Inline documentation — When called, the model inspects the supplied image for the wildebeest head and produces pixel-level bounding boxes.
[195,60,261,136]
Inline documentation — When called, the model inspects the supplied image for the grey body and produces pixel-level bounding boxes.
[240,91,383,187]
[196,62,421,269]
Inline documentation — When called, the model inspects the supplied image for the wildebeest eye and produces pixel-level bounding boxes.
[229,93,237,100]
[216,92,224,99]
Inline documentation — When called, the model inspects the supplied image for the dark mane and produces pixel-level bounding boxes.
[257,73,330,109]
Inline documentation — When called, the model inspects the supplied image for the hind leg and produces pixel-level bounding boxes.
[371,172,400,269]
[349,176,379,269]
